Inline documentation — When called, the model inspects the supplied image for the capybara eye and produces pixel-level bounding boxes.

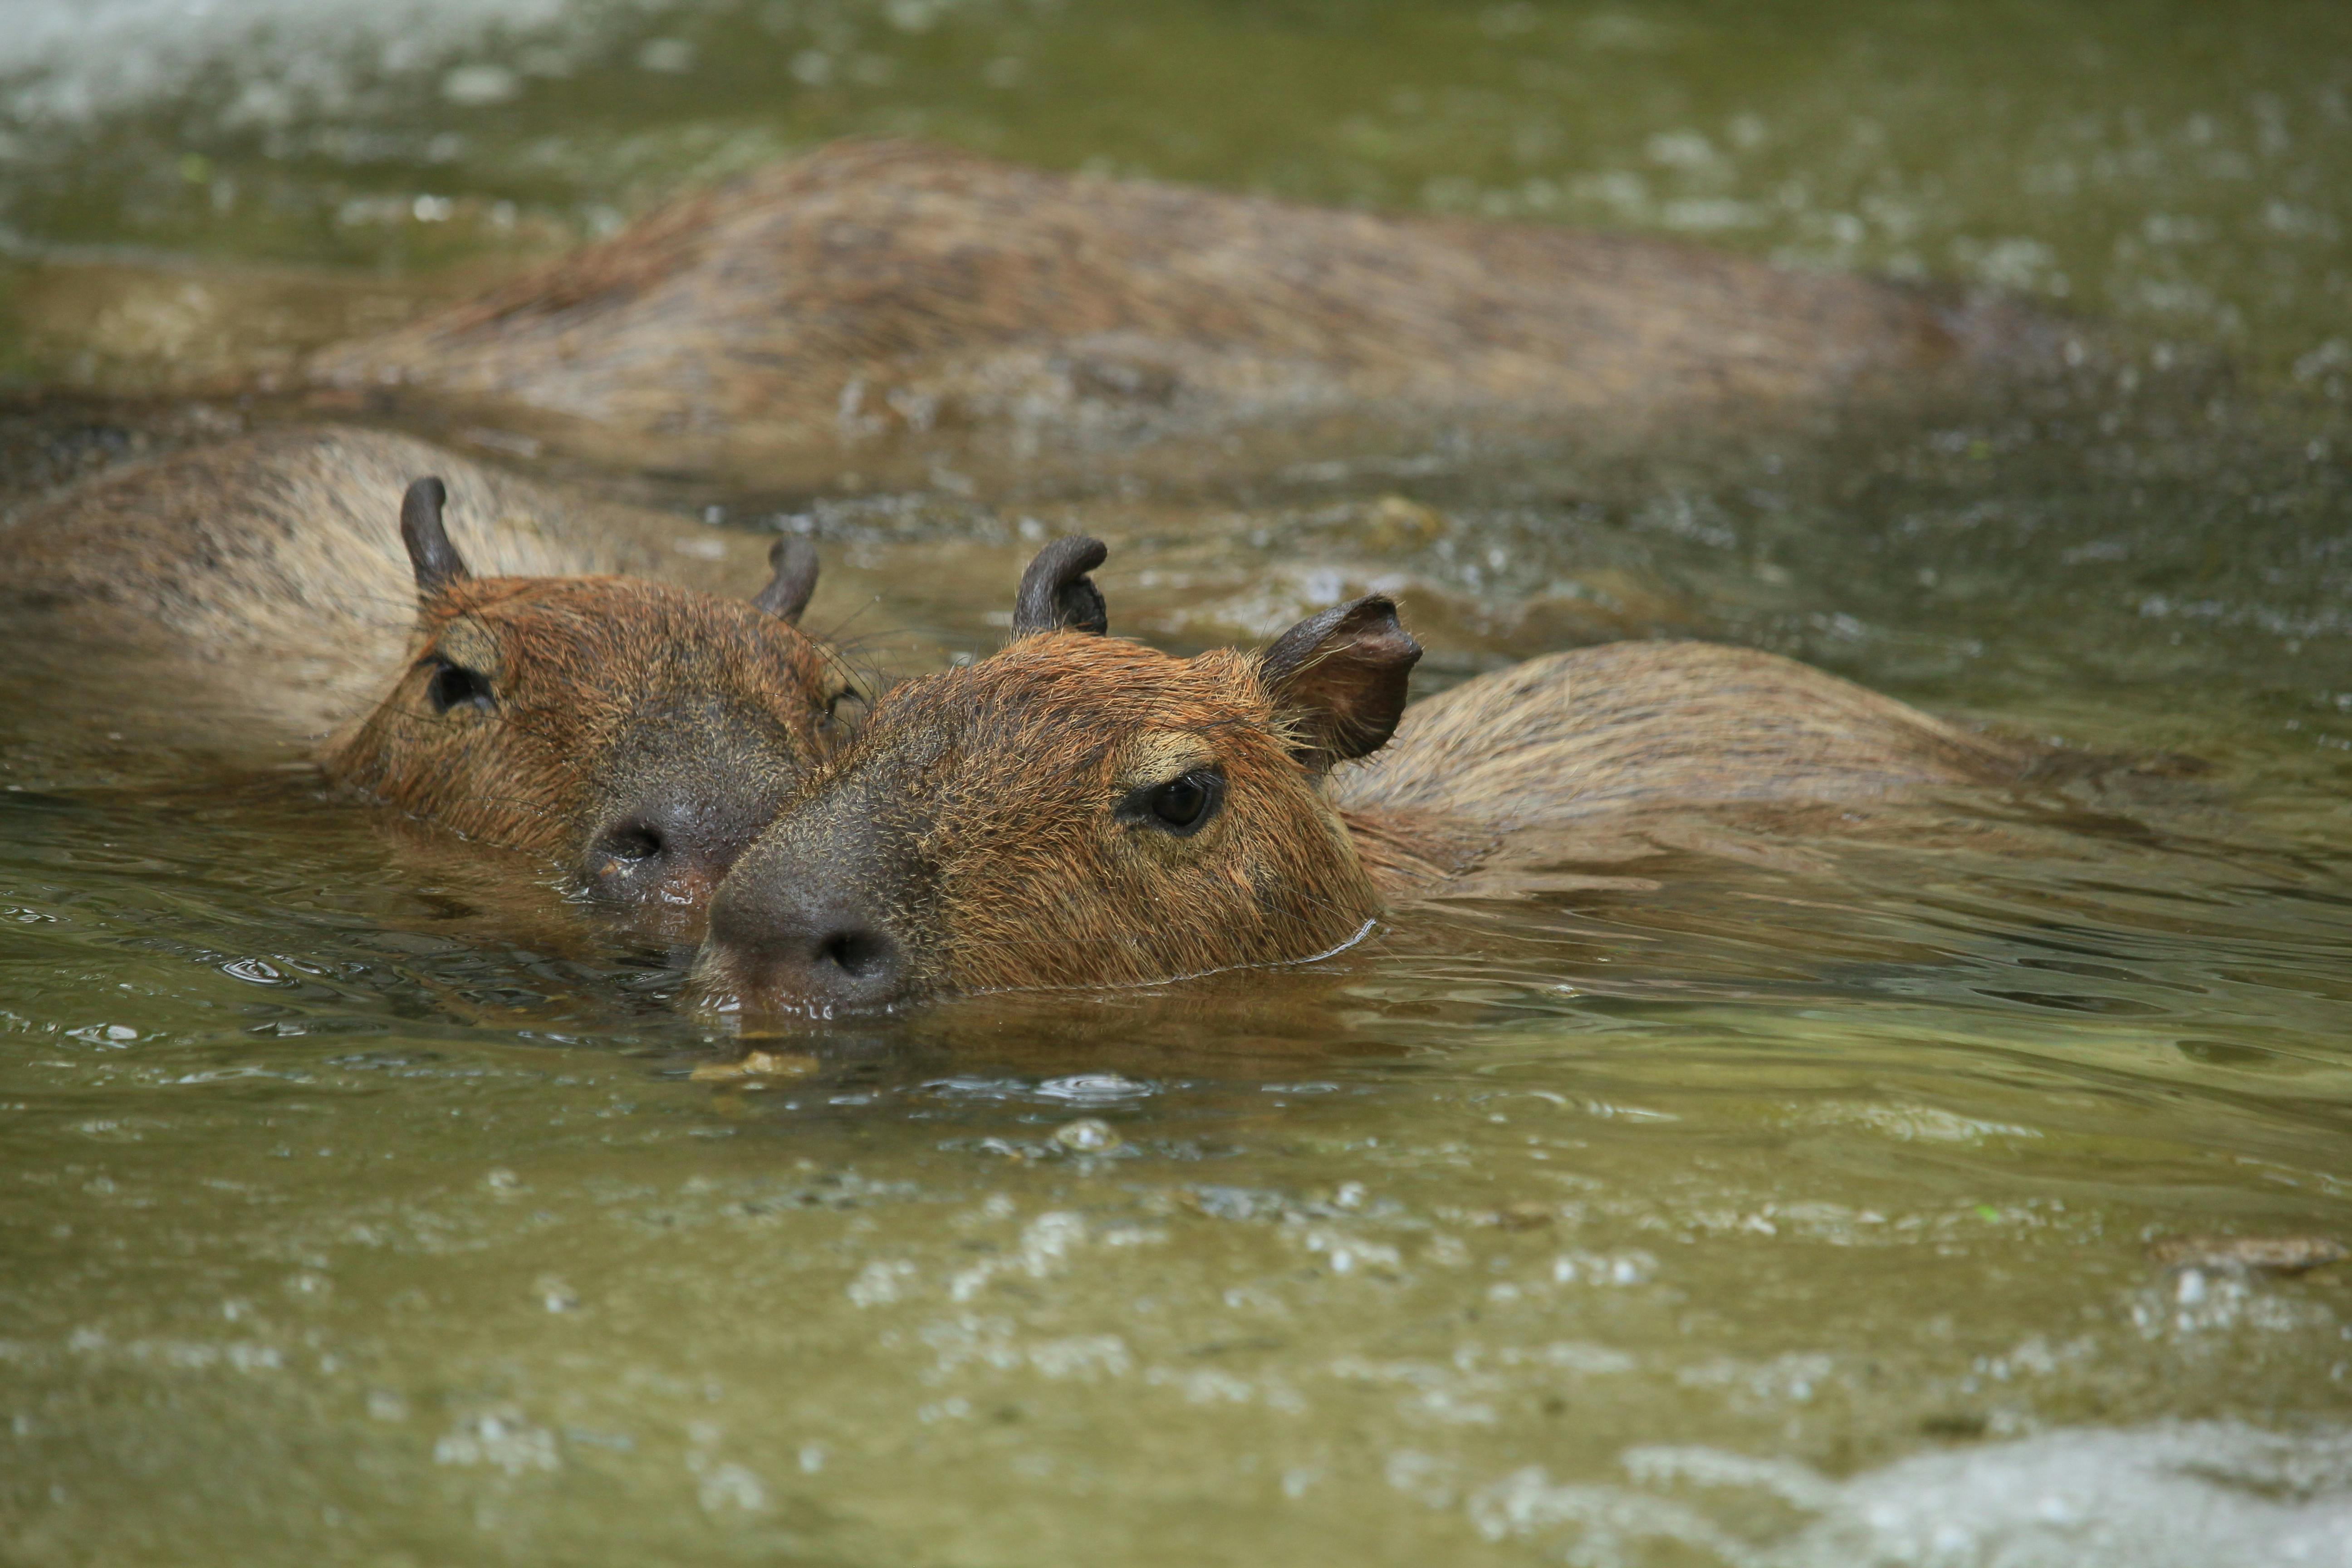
[1129,769,1224,836]
[424,660,496,716]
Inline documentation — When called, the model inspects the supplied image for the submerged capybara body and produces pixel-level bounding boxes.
[311,140,2049,489]
[692,539,2026,1015]
[1333,639,2020,829]
[0,424,858,919]
[0,424,808,728]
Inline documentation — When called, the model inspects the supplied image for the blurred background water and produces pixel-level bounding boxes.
[1,4,2349,1565]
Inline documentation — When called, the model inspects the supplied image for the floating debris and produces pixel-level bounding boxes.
[2146,1235,2347,1273]
[689,1050,818,1083]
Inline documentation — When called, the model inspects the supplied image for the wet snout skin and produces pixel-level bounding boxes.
[576,693,808,931]
[323,569,849,935]
[695,755,933,1016]
[687,619,1401,1019]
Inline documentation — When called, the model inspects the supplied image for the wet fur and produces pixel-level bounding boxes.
[1336,641,2024,831]
[313,140,2051,486]
[702,634,1382,1000]
[324,573,840,864]
[0,424,852,883]
[698,627,2024,1010]
[0,423,760,733]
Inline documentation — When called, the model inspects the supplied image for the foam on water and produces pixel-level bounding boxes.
[0,0,572,121]
[1776,1422,2352,1568]
[1467,1423,2352,1567]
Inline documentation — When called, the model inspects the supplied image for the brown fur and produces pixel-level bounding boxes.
[1336,641,2024,828]
[321,571,839,872]
[311,140,2047,488]
[0,424,774,732]
[694,590,2024,1016]
[697,633,1382,1009]
[0,425,855,918]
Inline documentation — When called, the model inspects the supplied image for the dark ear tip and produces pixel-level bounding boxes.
[1013,535,1111,636]
[755,535,821,623]
[1355,595,1421,657]
[1261,591,1421,767]
[398,474,469,596]
[1343,593,1408,632]
[1262,593,1418,676]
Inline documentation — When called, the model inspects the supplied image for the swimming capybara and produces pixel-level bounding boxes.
[691,537,2023,1014]
[0,425,859,919]
[310,140,2048,491]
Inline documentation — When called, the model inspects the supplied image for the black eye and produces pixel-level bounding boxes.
[1128,769,1224,836]
[425,660,495,715]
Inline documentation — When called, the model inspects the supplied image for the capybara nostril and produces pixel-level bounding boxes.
[815,926,896,983]
[6,426,843,894]
[585,808,683,893]
[689,535,2035,1005]
[582,792,761,914]
[592,819,666,869]
[700,878,911,1016]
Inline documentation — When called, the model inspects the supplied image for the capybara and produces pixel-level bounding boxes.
[691,538,2023,1015]
[310,140,2048,490]
[0,425,859,919]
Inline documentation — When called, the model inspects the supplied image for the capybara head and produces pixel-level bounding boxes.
[693,537,1420,1015]
[323,477,858,926]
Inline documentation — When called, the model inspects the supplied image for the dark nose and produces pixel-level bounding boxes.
[582,791,766,916]
[699,877,910,1016]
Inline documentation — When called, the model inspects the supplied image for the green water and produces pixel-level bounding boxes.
[5,2,2352,1564]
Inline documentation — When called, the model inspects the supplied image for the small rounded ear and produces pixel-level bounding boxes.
[1013,536,1109,637]
[1260,595,1421,772]
[399,476,470,597]
[753,536,820,623]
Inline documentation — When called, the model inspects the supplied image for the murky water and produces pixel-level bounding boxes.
[4,3,2351,1564]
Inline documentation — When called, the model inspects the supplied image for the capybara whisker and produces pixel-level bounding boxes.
[693,536,2031,1017]
[2,425,856,929]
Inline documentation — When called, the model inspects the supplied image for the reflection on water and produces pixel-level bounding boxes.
[2,1,2350,1564]
[4,0,2350,380]
[1,699,2347,1563]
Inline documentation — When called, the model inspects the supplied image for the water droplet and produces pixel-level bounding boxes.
[1038,1073,1150,1105]
[1054,1118,1122,1153]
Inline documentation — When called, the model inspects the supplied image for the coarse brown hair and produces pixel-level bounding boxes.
[0,426,858,926]
[692,538,2027,1017]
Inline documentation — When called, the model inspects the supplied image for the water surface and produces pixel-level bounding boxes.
[3,3,2350,1564]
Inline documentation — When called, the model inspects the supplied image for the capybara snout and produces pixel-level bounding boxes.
[694,535,2037,1016]
[701,871,910,1015]
[326,484,854,926]
[1,426,860,931]
[573,691,814,916]
[693,537,1418,1014]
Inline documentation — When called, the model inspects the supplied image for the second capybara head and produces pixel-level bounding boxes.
[693,537,1420,1015]
[323,477,859,926]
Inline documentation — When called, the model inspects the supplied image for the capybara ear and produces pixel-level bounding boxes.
[1012,536,1109,636]
[398,476,471,597]
[752,536,820,623]
[1260,595,1421,771]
